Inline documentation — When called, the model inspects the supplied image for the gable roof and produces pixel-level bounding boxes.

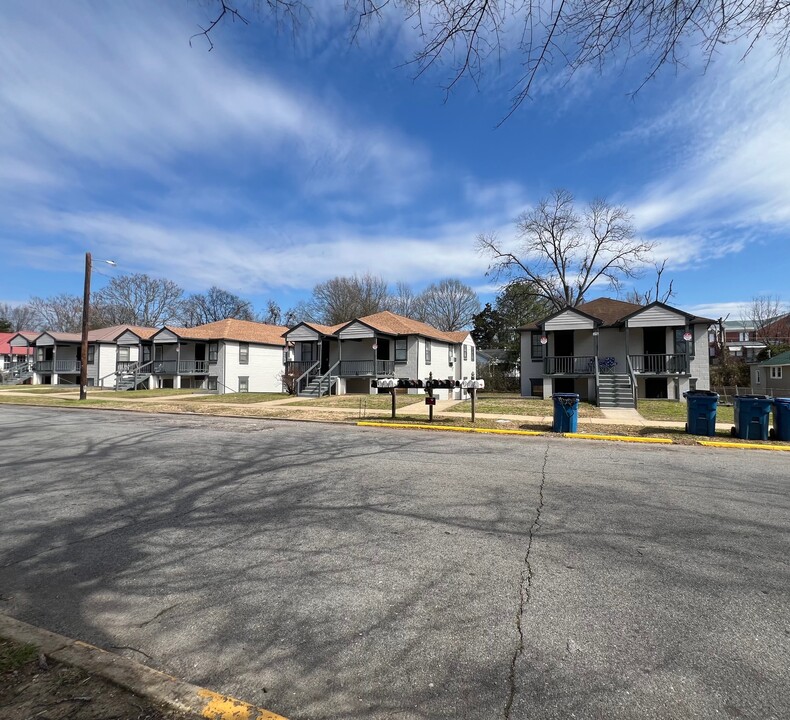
[161,319,290,347]
[348,311,469,344]
[0,332,35,356]
[760,350,790,366]
[29,325,159,344]
[519,297,714,331]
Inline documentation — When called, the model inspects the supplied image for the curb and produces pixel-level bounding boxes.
[697,440,790,451]
[0,614,287,720]
[357,421,545,436]
[563,432,672,444]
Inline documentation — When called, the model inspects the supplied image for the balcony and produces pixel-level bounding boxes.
[543,355,596,375]
[151,360,209,375]
[284,361,316,378]
[339,360,395,376]
[33,360,82,373]
[629,354,689,374]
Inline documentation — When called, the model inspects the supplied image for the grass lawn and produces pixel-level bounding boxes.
[178,392,290,404]
[0,385,84,394]
[637,399,735,425]
[450,393,603,418]
[283,394,425,409]
[106,388,202,398]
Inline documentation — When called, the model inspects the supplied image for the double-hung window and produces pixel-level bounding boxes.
[395,338,407,362]
[87,345,96,364]
[463,345,468,361]
[531,332,544,360]
[208,343,219,363]
[238,376,249,392]
[424,340,431,365]
[771,366,783,379]
[116,346,129,363]
[239,342,249,365]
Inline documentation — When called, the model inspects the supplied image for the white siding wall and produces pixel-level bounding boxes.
[397,336,420,380]
[690,323,711,390]
[544,311,595,330]
[95,344,116,386]
[424,338,454,381]
[626,306,686,327]
[222,341,285,393]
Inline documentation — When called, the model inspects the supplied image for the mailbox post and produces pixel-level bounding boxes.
[425,372,435,422]
[462,375,485,423]
[377,377,398,419]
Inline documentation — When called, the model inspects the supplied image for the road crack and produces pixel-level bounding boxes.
[504,440,549,719]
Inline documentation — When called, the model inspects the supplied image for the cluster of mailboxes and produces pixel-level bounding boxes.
[374,378,485,390]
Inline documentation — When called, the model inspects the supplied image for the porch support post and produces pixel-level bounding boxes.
[625,323,630,366]
[175,341,181,389]
[52,344,59,386]
[338,337,342,373]
[684,320,690,373]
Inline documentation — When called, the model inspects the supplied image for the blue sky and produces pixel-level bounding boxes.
[2,1,789,322]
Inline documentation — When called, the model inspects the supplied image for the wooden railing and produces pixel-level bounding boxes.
[284,361,315,378]
[150,360,209,374]
[543,355,596,375]
[338,360,395,376]
[628,354,688,374]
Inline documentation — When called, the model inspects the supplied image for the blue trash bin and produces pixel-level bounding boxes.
[732,395,773,440]
[683,390,719,436]
[552,392,579,433]
[770,398,790,441]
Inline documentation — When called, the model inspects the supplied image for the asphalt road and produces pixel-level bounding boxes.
[0,406,788,720]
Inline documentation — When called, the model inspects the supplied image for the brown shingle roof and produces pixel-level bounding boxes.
[576,298,642,326]
[164,319,289,347]
[352,311,469,344]
[37,325,159,344]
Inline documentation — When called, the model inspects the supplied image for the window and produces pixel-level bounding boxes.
[238,376,249,392]
[471,347,475,362]
[155,345,164,361]
[448,346,453,365]
[395,338,407,362]
[756,370,761,384]
[531,332,544,360]
[117,346,130,362]
[301,342,314,363]
[239,343,249,364]
[37,348,45,362]
[771,366,783,379]
[208,376,218,391]
[87,345,95,364]
[463,345,468,361]
[208,343,218,363]
[739,332,750,342]
[142,345,151,364]
[424,340,431,365]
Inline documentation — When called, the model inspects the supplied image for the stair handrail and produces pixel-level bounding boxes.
[320,361,340,397]
[626,355,638,408]
[594,355,601,407]
[296,361,320,395]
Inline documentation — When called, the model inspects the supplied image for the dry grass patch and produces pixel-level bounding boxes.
[638,399,735,425]
[451,394,602,418]
[281,394,424,409]
[177,392,289,404]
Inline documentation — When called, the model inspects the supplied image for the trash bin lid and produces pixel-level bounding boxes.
[683,390,719,397]
[552,393,580,398]
[735,394,771,399]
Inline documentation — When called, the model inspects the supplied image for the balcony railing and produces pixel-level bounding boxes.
[543,355,596,375]
[339,360,396,376]
[629,354,689,374]
[284,361,316,378]
[151,360,209,375]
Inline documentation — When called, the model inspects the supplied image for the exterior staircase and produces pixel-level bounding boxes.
[299,374,336,397]
[114,362,152,391]
[1,362,34,385]
[597,373,635,408]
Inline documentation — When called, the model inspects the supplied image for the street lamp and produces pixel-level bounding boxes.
[80,254,116,401]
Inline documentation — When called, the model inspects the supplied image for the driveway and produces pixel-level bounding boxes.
[0,406,787,719]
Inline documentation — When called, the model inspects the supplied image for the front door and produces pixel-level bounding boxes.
[195,343,206,362]
[376,339,389,360]
[320,340,330,374]
[643,327,667,372]
[554,331,574,356]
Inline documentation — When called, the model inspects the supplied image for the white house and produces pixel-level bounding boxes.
[283,310,477,397]
[519,298,714,407]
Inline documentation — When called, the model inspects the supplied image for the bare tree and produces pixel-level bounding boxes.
[256,299,302,326]
[180,286,254,326]
[310,273,390,325]
[418,278,480,331]
[743,294,788,344]
[29,294,86,333]
[0,302,37,332]
[95,274,183,327]
[387,281,425,319]
[624,259,676,305]
[200,1,790,118]
[478,189,652,311]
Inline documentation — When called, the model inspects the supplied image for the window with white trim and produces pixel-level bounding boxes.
[239,343,249,364]
[117,346,130,362]
[770,366,783,379]
[463,345,468,361]
[395,338,407,362]
[448,346,453,364]
[238,376,249,392]
[424,340,431,365]
[471,347,475,362]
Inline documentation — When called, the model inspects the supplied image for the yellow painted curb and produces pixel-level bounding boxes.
[357,421,545,436]
[0,615,287,720]
[563,432,672,444]
[698,440,790,451]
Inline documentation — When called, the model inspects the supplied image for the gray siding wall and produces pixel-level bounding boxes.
[690,323,711,390]
[544,311,595,330]
[626,306,686,327]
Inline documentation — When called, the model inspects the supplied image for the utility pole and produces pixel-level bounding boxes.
[79,252,92,401]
